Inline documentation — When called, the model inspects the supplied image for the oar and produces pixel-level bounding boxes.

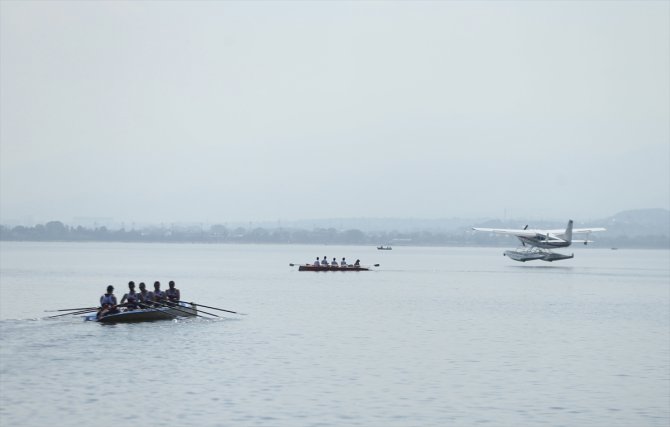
[47,302,137,319]
[44,307,98,313]
[178,301,246,315]
[45,307,100,319]
[151,300,218,319]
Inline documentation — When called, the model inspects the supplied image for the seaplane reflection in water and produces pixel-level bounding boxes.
[472,220,606,262]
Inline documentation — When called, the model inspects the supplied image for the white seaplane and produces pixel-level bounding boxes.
[472,220,606,262]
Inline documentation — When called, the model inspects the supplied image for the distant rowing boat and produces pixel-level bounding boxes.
[83,302,198,323]
[297,265,372,272]
[377,246,392,250]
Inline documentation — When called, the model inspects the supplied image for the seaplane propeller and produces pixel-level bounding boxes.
[521,225,529,246]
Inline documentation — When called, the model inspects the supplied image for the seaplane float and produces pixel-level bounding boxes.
[503,247,574,262]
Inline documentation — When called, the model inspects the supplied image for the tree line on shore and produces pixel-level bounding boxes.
[1,221,667,248]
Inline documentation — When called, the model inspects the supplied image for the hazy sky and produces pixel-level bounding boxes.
[1,1,668,225]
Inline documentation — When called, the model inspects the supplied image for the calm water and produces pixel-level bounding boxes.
[0,242,668,427]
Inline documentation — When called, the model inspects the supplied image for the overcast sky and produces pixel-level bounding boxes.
[1,1,668,225]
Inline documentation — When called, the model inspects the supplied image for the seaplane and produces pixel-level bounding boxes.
[472,220,606,262]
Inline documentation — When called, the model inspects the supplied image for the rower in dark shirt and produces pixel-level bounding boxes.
[165,280,180,305]
[120,281,140,310]
[137,282,153,307]
[153,281,166,305]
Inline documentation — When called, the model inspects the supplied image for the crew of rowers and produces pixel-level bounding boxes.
[312,256,360,267]
[98,280,180,318]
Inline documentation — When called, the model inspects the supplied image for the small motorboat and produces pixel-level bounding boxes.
[84,302,198,323]
[297,265,371,272]
[377,246,392,250]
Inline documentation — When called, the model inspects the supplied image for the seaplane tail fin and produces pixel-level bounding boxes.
[561,220,573,242]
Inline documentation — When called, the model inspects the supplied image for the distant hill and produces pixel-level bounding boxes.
[274,209,669,237]
[246,217,484,233]
[601,208,670,237]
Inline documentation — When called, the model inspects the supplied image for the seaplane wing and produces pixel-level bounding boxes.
[472,224,606,238]
[572,227,606,234]
[471,227,540,237]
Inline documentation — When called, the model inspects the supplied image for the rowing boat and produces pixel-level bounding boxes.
[298,265,370,272]
[83,302,198,323]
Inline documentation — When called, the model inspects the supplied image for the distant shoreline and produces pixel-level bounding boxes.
[1,241,669,251]
[2,209,669,249]
[0,236,670,250]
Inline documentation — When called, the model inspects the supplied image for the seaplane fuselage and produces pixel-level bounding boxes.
[517,235,571,249]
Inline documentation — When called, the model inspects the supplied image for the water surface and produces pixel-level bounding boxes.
[1,242,668,426]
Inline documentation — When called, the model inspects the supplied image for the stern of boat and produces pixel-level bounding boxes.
[176,302,198,317]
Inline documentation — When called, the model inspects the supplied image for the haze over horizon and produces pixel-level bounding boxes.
[1,1,669,225]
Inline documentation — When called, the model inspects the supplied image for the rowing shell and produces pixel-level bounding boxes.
[298,265,370,272]
[83,302,198,323]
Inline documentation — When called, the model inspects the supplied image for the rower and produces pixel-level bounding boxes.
[354,259,360,267]
[166,280,180,304]
[331,257,338,267]
[120,281,140,310]
[153,281,166,305]
[137,282,153,306]
[321,256,329,266]
[341,257,347,267]
[98,285,118,318]
[313,257,320,267]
